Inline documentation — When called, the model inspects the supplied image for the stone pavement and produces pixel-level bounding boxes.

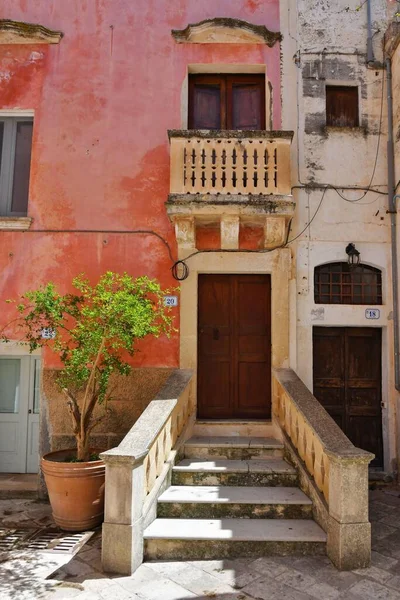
[0,486,399,600]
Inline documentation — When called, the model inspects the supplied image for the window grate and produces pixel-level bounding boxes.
[314,262,382,305]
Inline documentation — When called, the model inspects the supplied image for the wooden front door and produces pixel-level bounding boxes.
[189,74,265,130]
[313,327,383,467]
[198,274,271,419]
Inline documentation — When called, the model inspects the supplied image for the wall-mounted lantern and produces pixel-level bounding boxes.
[345,243,360,268]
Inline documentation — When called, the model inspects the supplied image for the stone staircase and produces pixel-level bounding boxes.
[143,427,327,561]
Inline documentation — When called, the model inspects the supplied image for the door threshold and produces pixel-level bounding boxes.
[0,473,38,499]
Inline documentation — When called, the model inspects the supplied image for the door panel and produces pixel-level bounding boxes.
[313,327,382,467]
[313,328,345,424]
[26,358,40,474]
[198,274,271,419]
[0,357,30,473]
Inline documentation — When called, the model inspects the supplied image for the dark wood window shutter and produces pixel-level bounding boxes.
[189,74,265,130]
[326,86,359,127]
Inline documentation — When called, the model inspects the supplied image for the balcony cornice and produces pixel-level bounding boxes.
[168,129,294,141]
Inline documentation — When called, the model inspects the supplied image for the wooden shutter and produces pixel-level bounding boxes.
[227,75,265,129]
[189,74,265,130]
[189,75,226,129]
[326,86,359,127]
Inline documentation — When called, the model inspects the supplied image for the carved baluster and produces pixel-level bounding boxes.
[245,140,256,193]
[213,140,224,192]
[302,426,312,472]
[292,408,299,447]
[192,139,204,193]
[234,139,245,193]
[146,442,157,493]
[253,140,264,193]
[305,435,315,476]
[313,441,325,494]
[297,414,306,461]
[163,419,170,459]
[263,146,269,191]
[322,453,330,503]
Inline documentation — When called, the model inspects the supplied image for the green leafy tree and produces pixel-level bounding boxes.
[2,272,176,461]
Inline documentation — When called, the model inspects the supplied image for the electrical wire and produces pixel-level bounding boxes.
[286,187,327,244]
[21,228,175,263]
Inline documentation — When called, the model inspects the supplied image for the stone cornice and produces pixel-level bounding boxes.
[171,18,281,46]
[0,216,32,230]
[0,19,63,45]
[168,129,293,140]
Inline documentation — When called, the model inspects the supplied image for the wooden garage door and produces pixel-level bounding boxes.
[198,274,271,419]
[313,327,383,467]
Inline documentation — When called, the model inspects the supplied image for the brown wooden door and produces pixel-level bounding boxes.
[198,274,271,419]
[189,74,265,130]
[313,327,383,467]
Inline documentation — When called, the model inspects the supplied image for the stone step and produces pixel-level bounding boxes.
[193,420,281,439]
[172,458,298,487]
[144,518,327,561]
[184,436,284,460]
[157,485,312,519]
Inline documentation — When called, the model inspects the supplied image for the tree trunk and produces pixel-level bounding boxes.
[76,432,91,462]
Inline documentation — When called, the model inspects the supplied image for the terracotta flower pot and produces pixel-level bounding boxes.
[41,449,105,532]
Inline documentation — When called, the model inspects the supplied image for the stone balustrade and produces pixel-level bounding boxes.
[169,130,292,196]
[100,369,193,575]
[273,368,374,570]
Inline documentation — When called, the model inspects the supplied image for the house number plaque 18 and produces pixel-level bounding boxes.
[365,309,380,320]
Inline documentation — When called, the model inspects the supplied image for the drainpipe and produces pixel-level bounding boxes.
[386,57,400,392]
[367,0,384,69]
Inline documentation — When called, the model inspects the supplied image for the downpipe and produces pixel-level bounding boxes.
[367,0,384,69]
[386,57,400,393]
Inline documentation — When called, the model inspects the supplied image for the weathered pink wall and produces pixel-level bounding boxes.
[0,0,281,367]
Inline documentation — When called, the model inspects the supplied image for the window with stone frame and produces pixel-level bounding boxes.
[189,74,266,130]
[326,86,359,128]
[0,118,33,217]
[314,262,382,305]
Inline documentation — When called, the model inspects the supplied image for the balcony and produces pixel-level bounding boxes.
[166,130,294,251]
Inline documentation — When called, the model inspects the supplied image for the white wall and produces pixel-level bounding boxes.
[280,0,399,473]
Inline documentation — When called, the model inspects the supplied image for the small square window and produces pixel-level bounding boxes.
[0,117,33,216]
[326,86,359,127]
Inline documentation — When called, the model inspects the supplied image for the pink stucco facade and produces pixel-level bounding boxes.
[0,1,282,368]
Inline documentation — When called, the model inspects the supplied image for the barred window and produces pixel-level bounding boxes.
[314,262,382,305]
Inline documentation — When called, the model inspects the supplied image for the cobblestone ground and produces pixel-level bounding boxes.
[0,486,399,600]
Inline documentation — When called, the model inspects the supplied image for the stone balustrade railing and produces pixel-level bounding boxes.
[100,369,193,575]
[169,130,293,197]
[273,368,374,570]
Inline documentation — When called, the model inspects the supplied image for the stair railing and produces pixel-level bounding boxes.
[100,369,194,575]
[273,368,374,571]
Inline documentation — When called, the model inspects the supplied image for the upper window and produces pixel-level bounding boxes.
[314,262,382,305]
[326,86,359,128]
[0,117,33,216]
[189,74,265,130]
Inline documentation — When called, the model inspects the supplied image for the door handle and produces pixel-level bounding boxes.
[28,409,32,414]
[213,328,220,341]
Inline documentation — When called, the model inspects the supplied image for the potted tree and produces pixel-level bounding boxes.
[2,272,175,531]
